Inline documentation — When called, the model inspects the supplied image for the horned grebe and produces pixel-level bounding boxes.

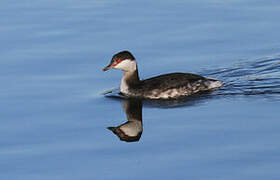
[103,51,223,99]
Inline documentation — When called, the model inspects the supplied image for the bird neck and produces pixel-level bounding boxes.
[120,69,140,93]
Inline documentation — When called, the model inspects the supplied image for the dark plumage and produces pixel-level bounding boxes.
[127,73,220,98]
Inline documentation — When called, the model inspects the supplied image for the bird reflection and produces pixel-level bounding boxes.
[107,98,143,142]
[106,90,217,142]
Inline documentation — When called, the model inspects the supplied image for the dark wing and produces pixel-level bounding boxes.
[139,72,206,91]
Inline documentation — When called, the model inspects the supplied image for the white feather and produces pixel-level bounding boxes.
[120,77,129,94]
[114,59,137,72]
[208,80,224,89]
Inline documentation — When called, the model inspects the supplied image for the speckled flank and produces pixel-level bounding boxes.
[119,77,224,99]
[124,78,223,99]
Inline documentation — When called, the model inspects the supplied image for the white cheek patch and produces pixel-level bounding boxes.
[114,59,137,72]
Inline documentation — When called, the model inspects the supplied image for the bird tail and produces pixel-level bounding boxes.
[207,78,224,89]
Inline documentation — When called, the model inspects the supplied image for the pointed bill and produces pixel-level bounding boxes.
[102,64,112,71]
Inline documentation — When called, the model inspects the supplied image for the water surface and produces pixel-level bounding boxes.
[1,0,280,179]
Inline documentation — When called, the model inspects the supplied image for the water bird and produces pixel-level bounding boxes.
[103,51,223,99]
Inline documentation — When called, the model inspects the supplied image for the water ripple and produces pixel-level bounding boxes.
[203,55,280,100]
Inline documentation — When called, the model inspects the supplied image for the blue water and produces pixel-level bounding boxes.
[1,1,280,179]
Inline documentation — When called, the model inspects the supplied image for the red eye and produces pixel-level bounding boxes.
[116,59,122,63]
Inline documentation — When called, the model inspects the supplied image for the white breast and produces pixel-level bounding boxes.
[120,77,129,94]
